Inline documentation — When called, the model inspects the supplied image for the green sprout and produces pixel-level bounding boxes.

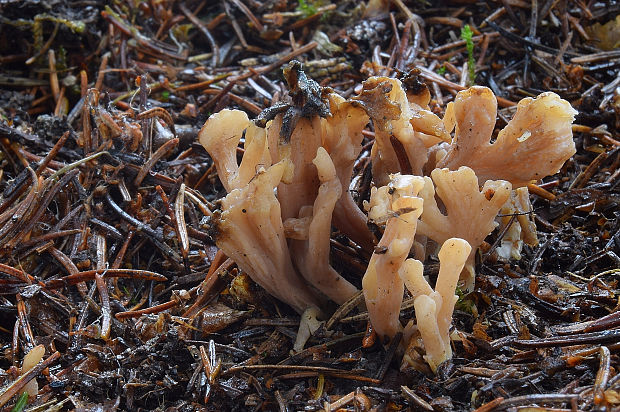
[11,392,28,412]
[297,0,318,17]
[454,286,478,316]
[460,24,476,85]
[437,65,446,75]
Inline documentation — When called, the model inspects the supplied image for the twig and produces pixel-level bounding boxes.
[180,3,219,67]
[0,351,60,408]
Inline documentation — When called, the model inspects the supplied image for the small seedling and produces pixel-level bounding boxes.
[10,392,28,412]
[297,0,318,17]
[460,24,476,85]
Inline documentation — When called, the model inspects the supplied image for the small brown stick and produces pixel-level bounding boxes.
[182,254,231,319]
[0,263,38,284]
[45,268,168,289]
[593,346,611,405]
[95,234,111,339]
[431,33,499,53]
[417,67,517,107]
[11,170,80,247]
[472,397,505,412]
[95,272,111,340]
[111,230,134,269]
[155,185,177,224]
[392,0,415,20]
[425,16,462,27]
[569,148,616,190]
[276,371,381,384]
[324,389,371,411]
[29,94,53,110]
[174,74,229,92]
[53,86,68,116]
[227,92,263,115]
[48,246,88,296]
[229,0,264,32]
[94,52,110,92]
[18,148,66,170]
[180,3,219,67]
[201,81,236,113]
[134,138,179,187]
[527,183,556,201]
[82,89,98,153]
[401,386,434,411]
[567,14,590,41]
[514,330,620,348]
[35,131,70,176]
[325,291,364,330]
[115,299,179,319]
[0,170,41,240]
[572,49,620,65]
[136,107,176,136]
[48,49,60,102]
[184,188,213,217]
[476,33,491,67]
[16,296,35,348]
[231,41,318,82]
[224,364,360,376]
[285,4,336,31]
[492,393,578,410]
[554,31,573,65]
[175,183,190,270]
[17,229,81,252]
[289,31,297,51]
[0,351,60,408]
[101,8,186,60]
[399,17,422,71]
[80,70,88,97]
[26,22,60,65]
[584,310,620,333]
[202,88,263,114]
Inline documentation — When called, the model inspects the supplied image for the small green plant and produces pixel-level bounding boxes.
[10,392,28,412]
[460,24,476,85]
[454,286,478,316]
[437,65,446,75]
[297,0,318,17]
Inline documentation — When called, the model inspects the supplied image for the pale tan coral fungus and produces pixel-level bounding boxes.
[438,87,578,187]
[199,62,364,318]
[213,159,322,314]
[198,61,578,371]
[362,173,472,370]
[199,109,271,192]
[496,187,539,261]
[402,238,471,372]
[353,76,449,185]
[362,173,425,339]
[416,167,512,290]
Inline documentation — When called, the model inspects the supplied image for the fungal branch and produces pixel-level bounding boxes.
[198,61,577,371]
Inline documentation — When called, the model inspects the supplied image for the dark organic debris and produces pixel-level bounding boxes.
[0,1,618,411]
